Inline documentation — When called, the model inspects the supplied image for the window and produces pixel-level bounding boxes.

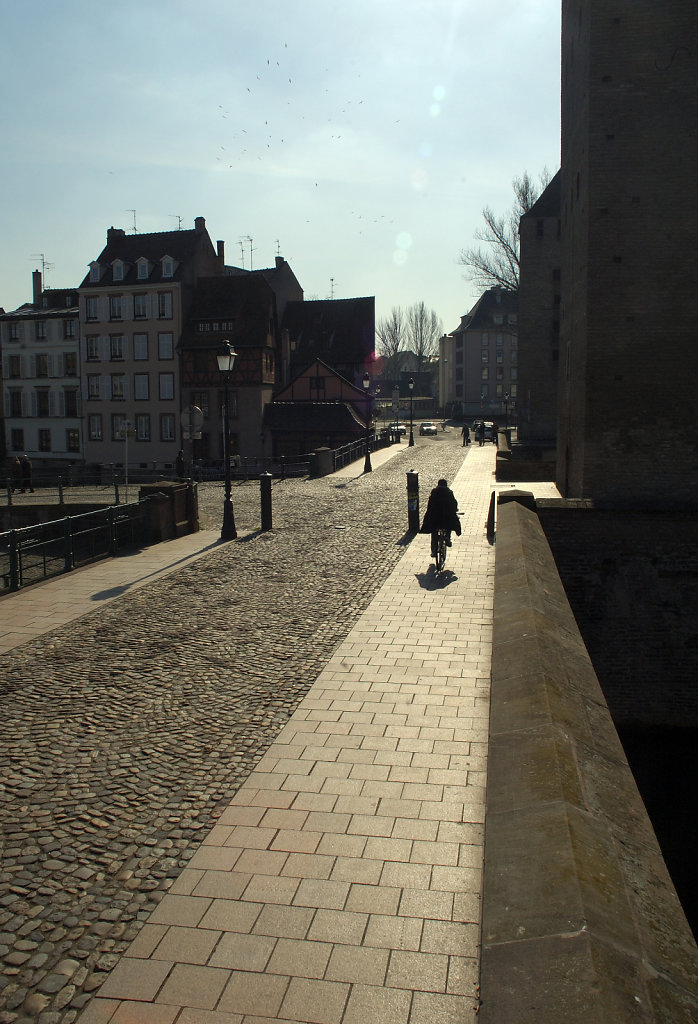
[86,336,100,361]
[36,321,47,339]
[89,263,101,282]
[191,391,209,417]
[162,257,174,278]
[88,415,103,441]
[9,390,23,416]
[36,390,50,416]
[510,384,518,398]
[481,350,489,363]
[481,367,489,381]
[159,372,174,400]
[510,335,518,348]
[496,350,503,364]
[158,292,172,319]
[136,413,150,441]
[137,260,149,280]
[160,413,176,441]
[9,323,22,340]
[36,354,49,377]
[198,322,211,332]
[86,297,99,321]
[66,428,80,452]
[112,414,128,441]
[496,366,504,381]
[510,367,518,381]
[508,314,517,325]
[64,352,78,376]
[38,429,51,452]
[111,374,127,400]
[109,295,123,320]
[493,315,503,325]
[113,261,124,282]
[63,320,77,339]
[10,428,24,451]
[133,333,148,360]
[110,335,125,360]
[481,333,489,345]
[134,293,148,318]
[88,375,101,400]
[158,333,174,359]
[8,355,21,378]
[134,373,149,400]
[511,349,518,364]
[64,390,79,417]
[496,383,503,397]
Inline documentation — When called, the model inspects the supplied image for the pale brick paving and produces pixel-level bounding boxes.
[78,446,497,1024]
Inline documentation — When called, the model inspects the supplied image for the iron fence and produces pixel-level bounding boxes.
[0,500,152,593]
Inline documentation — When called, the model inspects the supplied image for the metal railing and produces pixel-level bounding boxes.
[332,429,393,472]
[0,499,152,593]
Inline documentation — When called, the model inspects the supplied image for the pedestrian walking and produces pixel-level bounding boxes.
[476,422,485,446]
[10,457,22,493]
[20,454,34,493]
[491,421,499,448]
[175,450,185,478]
[461,423,470,447]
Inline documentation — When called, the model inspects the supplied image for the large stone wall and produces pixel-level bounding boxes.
[537,505,698,728]
[480,498,698,1023]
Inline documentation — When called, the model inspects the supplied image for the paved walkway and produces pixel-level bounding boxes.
[77,446,497,1024]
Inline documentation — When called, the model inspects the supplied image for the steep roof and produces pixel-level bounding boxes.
[452,288,518,335]
[522,170,561,219]
[80,218,217,288]
[282,296,375,365]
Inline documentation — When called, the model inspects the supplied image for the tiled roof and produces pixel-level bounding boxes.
[282,297,375,364]
[80,221,216,288]
[264,400,365,431]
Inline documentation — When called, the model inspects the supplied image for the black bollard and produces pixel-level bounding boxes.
[407,470,420,533]
[486,490,496,539]
[260,472,273,531]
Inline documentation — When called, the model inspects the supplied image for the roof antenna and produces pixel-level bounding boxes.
[244,235,255,270]
[238,239,246,269]
[30,253,54,286]
[275,238,281,256]
[169,214,183,229]
[126,209,137,233]
[329,277,335,299]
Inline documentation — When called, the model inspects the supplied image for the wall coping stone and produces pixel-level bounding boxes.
[480,498,698,1022]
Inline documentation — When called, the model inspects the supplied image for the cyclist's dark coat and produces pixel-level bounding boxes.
[419,484,461,535]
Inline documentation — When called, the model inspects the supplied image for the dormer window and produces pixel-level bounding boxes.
[161,257,174,278]
[89,262,101,283]
[137,258,150,280]
[113,260,124,282]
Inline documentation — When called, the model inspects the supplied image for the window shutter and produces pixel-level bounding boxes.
[123,379,130,401]
[101,376,109,399]
[101,337,110,362]
[30,391,37,417]
[57,391,66,417]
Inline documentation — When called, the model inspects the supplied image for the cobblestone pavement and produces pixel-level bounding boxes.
[0,433,472,1023]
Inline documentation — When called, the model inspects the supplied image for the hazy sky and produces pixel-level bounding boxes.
[0,0,560,335]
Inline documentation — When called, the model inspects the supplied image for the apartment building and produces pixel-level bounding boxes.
[1,272,81,470]
[79,217,223,470]
[440,288,518,424]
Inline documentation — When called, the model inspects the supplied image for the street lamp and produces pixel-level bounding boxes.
[408,378,415,447]
[216,340,238,540]
[504,391,510,430]
[362,372,372,473]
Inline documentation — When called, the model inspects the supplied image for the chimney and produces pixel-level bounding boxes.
[195,216,206,233]
[107,227,126,242]
[32,270,42,307]
[217,240,225,264]
[275,256,284,269]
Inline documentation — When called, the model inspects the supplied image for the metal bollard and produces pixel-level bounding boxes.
[407,470,420,533]
[260,472,273,531]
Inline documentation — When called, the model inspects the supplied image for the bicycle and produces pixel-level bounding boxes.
[434,528,449,572]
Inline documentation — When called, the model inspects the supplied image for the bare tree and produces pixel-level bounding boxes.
[375,307,406,378]
[458,169,552,293]
[406,301,442,376]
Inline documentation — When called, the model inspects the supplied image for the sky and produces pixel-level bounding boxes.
[0,0,561,336]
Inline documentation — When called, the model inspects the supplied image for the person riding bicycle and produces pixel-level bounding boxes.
[419,478,461,557]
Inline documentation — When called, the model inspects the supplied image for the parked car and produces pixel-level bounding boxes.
[393,423,407,436]
[419,421,438,436]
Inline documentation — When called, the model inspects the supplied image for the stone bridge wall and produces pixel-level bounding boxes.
[479,498,698,1023]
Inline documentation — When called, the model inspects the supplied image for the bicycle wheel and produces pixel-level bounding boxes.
[435,530,447,572]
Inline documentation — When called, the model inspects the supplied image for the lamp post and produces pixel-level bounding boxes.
[363,372,372,473]
[216,340,238,540]
[408,378,415,447]
[504,391,510,430]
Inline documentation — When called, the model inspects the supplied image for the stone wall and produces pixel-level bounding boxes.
[537,505,698,727]
[480,498,698,1023]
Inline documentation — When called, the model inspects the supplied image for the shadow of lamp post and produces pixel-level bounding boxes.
[363,371,372,473]
[408,377,415,447]
[216,340,238,541]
